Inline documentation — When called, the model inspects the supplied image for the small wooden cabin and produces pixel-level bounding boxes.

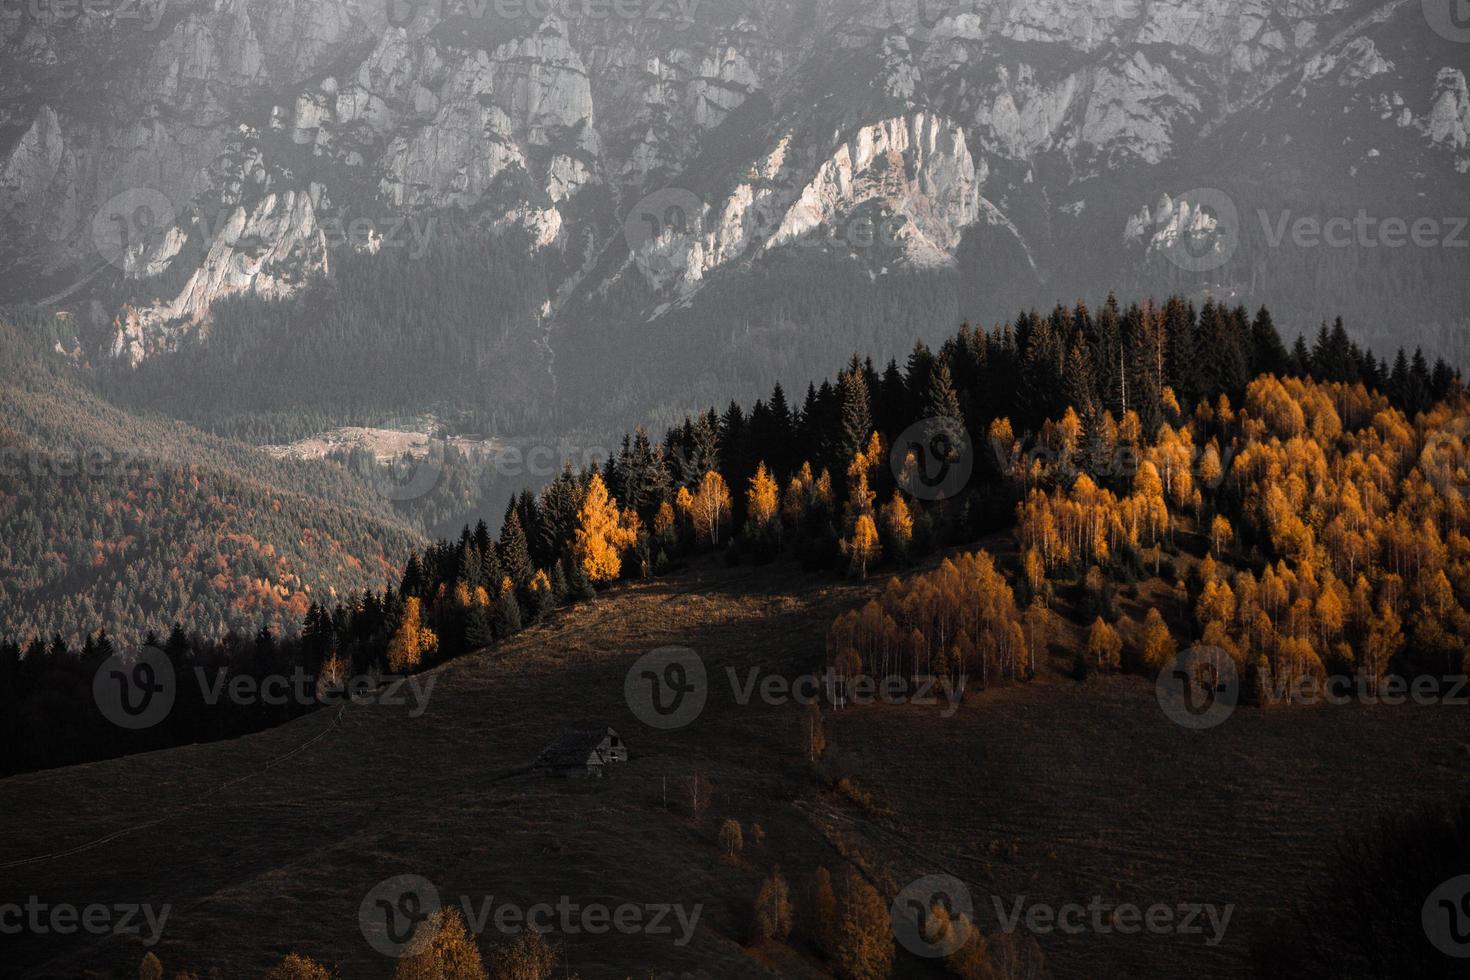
[535,726,628,778]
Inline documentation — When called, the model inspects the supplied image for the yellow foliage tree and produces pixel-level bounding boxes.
[880,491,913,553]
[1140,607,1175,671]
[1087,617,1123,671]
[750,869,793,944]
[265,954,337,980]
[388,597,437,672]
[690,470,732,546]
[834,870,894,980]
[845,514,882,579]
[574,473,634,584]
[782,463,814,526]
[1210,514,1233,556]
[392,909,486,980]
[747,462,780,533]
[653,500,676,539]
[487,930,556,980]
[843,451,877,533]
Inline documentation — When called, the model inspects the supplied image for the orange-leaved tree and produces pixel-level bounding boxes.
[388,597,438,672]
[574,473,635,584]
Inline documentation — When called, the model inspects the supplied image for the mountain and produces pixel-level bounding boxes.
[3,0,1468,444]
[0,318,426,644]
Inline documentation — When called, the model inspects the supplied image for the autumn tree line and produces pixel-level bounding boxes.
[5,296,1463,774]
[831,369,1470,709]
[345,296,1462,699]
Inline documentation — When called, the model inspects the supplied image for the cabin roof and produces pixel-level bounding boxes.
[536,726,619,767]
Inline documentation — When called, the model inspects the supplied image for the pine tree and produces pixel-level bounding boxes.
[1163,297,1198,400]
[537,465,583,563]
[1250,306,1289,377]
[1064,336,1096,417]
[922,357,961,423]
[493,590,522,638]
[465,606,494,649]
[1196,301,1249,399]
[1290,334,1311,376]
[838,366,873,466]
[498,508,535,589]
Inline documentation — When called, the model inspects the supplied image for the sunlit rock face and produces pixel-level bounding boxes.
[0,0,1460,358]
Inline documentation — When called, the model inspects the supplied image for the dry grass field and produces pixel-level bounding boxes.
[3,558,1468,979]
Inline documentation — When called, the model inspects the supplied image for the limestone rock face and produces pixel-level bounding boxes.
[1426,68,1469,152]
[113,186,331,364]
[0,0,1462,359]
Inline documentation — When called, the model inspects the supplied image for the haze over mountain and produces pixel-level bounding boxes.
[3,0,1467,449]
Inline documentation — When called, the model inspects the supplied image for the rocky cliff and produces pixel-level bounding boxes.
[2,0,1467,380]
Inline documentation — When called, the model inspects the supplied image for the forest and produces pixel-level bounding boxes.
[0,318,424,649]
[5,294,1466,776]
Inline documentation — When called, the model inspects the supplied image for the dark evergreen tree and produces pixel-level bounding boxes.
[1291,334,1312,376]
[492,590,522,638]
[838,363,873,464]
[498,508,535,589]
[1250,306,1290,378]
[1163,297,1198,401]
[1196,301,1250,400]
[465,606,494,649]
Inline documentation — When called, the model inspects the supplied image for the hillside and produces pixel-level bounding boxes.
[0,319,427,645]
[3,558,1468,979]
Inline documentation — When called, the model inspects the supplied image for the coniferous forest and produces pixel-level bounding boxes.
[6,295,1466,776]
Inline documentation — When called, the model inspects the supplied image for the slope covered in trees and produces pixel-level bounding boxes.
[0,319,425,646]
[6,296,1466,774]
[206,296,1465,694]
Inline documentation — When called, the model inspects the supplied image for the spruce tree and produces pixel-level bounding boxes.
[465,607,494,649]
[1163,296,1198,401]
[838,367,873,464]
[1064,336,1096,417]
[1290,334,1311,376]
[1250,307,1289,377]
[492,591,522,638]
[498,508,535,589]
[1196,301,1249,399]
